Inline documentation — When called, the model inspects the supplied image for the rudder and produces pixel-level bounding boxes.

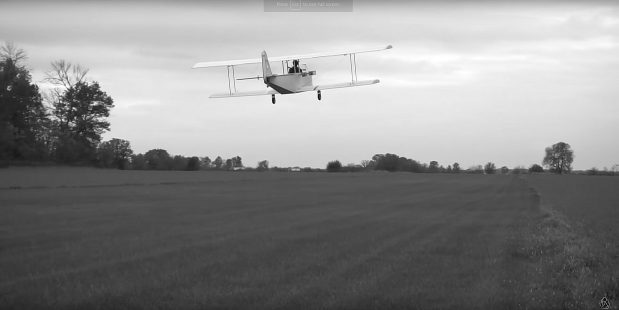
[261,51,272,84]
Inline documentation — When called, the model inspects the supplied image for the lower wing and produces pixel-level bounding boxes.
[209,79,379,98]
[209,89,278,98]
[311,79,380,91]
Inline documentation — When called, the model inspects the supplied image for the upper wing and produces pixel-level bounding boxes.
[193,58,264,69]
[209,89,278,98]
[270,45,392,63]
[193,45,392,69]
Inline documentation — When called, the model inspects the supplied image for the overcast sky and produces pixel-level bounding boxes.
[1,0,618,169]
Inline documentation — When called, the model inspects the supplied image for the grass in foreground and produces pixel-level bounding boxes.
[1,169,615,309]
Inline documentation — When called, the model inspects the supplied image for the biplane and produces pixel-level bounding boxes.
[192,45,392,104]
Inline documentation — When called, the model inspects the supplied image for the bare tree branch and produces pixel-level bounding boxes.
[0,41,27,64]
[45,60,89,89]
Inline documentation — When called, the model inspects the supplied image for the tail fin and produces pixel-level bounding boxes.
[261,51,272,84]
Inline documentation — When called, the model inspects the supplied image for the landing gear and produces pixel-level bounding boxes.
[317,90,322,101]
[271,94,276,104]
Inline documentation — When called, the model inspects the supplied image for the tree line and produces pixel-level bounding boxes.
[325,142,583,175]
[97,142,250,172]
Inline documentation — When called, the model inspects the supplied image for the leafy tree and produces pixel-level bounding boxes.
[500,166,509,174]
[484,162,496,174]
[399,156,421,172]
[0,123,14,167]
[55,82,113,162]
[360,160,372,169]
[429,161,439,173]
[97,138,133,169]
[373,153,399,172]
[224,158,233,170]
[186,156,200,171]
[213,156,223,169]
[173,155,188,170]
[0,43,49,162]
[542,142,574,174]
[130,153,146,170]
[144,149,172,170]
[232,156,243,168]
[529,164,544,173]
[45,60,113,163]
[326,160,342,172]
[452,162,461,173]
[368,153,424,173]
[96,145,114,168]
[200,156,211,169]
[257,160,269,171]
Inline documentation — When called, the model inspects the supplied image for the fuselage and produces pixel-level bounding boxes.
[265,72,314,94]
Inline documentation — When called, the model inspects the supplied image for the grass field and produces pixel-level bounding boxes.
[1,168,617,309]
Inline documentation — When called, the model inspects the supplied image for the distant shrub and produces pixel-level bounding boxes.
[584,167,614,176]
[543,141,574,174]
[452,162,461,173]
[257,160,269,171]
[500,166,509,174]
[371,153,423,172]
[429,161,439,173]
[326,160,342,172]
[96,138,133,170]
[130,154,146,170]
[529,164,544,173]
[144,149,173,170]
[270,166,291,172]
[511,166,529,174]
[186,157,201,171]
[340,164,364,173]
[484,162,496,174]
[173,155,189,170]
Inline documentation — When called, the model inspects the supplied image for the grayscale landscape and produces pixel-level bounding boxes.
[1,0,618,309]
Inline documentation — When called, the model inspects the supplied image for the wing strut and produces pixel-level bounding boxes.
[354,54,358,81]
[226,65,238,95]
[349,53,359,83]
[227,66,231,95]
[232,66,237,92]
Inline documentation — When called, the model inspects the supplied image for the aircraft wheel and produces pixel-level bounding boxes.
[272,94,275,104]
[317,90,321,101]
